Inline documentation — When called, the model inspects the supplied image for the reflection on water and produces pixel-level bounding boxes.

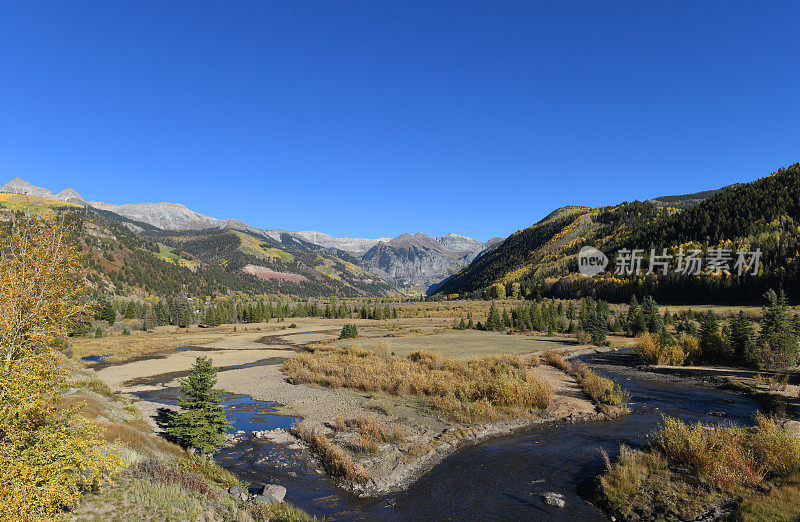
[135,353,763,521]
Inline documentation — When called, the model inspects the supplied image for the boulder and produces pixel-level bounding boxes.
[253,494,277,505]
[257,484,287,502]
[228,485,246,501]
[542,492,565,508]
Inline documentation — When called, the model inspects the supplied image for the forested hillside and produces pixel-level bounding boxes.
[0,198,394,298]
[435,164,800,304]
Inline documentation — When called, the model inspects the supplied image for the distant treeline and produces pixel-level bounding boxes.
[77,296,400,332]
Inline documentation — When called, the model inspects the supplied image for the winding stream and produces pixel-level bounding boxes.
[138,352,763,520]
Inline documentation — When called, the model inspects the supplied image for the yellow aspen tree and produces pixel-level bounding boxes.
[0,214,119,520]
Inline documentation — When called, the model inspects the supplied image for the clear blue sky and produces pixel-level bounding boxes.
[2,2,799,241]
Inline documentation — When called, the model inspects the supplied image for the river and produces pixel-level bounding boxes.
[137,351,763,520]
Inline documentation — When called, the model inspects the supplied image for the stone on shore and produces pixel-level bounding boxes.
[257,484,287,502]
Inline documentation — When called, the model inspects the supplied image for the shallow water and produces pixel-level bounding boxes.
[80,354,111,363]
[138,353,763,520]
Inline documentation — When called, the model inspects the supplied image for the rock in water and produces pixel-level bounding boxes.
[257,484,287,502]
[542,492,566,508]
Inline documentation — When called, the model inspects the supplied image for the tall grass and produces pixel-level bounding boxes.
[542,349,571,372]
[571,360,627,407]
[542,349,626,409]
[127,458,219,499]
[600,415,800,519]
[348,414,405,443]
[654,414,800,490]
[291,422,370,484]
[284,347,551,421]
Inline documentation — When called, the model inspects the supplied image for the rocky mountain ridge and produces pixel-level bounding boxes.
[1,178,499,289]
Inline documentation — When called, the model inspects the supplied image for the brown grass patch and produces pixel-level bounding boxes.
[543,349,571,372]
[284,347,551,422]
[291,422,370,484]
[571,360,627,408]
[655,415,800,490]
[600,416,800,520]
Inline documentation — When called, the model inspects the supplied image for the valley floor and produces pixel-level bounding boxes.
[75,316,632,502]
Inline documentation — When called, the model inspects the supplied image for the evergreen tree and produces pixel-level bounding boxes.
[95,300,116,324]
[339,323,359,339]
[728,311,756,367]
[758,289,799,369]
[641,296,662,333]
[485,302,504,331]
[627,296,646,335]
[168,356,231,454]
[699,311,728,363]
[586,308,608,346]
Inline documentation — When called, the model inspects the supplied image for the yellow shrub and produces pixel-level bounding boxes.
[635,333,691,366]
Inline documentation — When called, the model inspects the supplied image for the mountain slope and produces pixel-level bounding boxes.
[0,192,395,298]
[435,165,800,304]
[1,178,500,291]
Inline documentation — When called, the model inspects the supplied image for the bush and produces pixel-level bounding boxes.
[247,501,316,522]
[635,332,695,366]
[571,360,626,407]
[176,452,239,488]
[599,445,666,516]
[543,349,571,372]
[128,458,219,499]
[75,375,115,398]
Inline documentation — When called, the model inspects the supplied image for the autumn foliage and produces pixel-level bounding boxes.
[0,215,119,520]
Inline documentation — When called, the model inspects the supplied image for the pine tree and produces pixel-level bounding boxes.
[758,289,799,369]
[339,324,358,339]
[627,295,646,335]
[95,300,116,324]
[586,308,608,346]
[728,311,756,367]
[168,356,231,454]
[485,302,503,331]
[699,311,728,363]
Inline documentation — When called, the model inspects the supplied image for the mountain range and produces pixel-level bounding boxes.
[0,178,500,290]
[5,164,794,304]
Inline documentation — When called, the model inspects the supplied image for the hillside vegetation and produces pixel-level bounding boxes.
[0,199,395,298]
[436,164,800,304]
